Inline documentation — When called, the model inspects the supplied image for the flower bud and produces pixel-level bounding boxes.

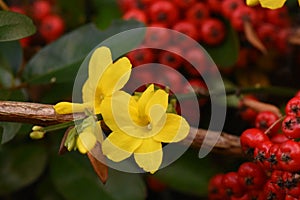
[30,131,45,139]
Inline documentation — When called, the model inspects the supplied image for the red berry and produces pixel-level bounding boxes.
[208,174,227,200]
[151,65,184,94]
[183,48,208,77]
[270,133,289,144]
[201,18,226,46]
[277,140,300,172]
[285,195,299,200]
[231,6,257,32]
[125,67,154,93]
[256,23,277,49]
[240,128,269,157]
[117,0,146,12]
[285,97,300,117]
[173,0,197,10]
[158,46,183,70]
[39,14,65,43]
[276,29,290,54]
[237,162,267,190]
[126,47,155,67]
[265,6,290,27]
[148,1,179,27]
[222,172,245,198]
[260,180,286,200]
[185,2,210,26]
[286,179,300,198]
[221,0,243,19]
[282,115,300,139]
[123,9,147,24]
[144,25,170,47]
[31,0,52,21]
[253,140,273,170]
[270,170,286,189]
[255,111,281,137]
[208,0,224,13]
[172,20,200,42]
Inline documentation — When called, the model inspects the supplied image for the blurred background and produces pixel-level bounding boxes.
[0,0,299,199]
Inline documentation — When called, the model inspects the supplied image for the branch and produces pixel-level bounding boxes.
[0,101,85,126]
[0,101,242,156]
[182,127,242,156]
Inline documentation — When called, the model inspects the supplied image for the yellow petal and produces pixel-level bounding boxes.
[138,84,154,116]
[77,128,97,154]
[259,0,286,9]
[53,102,86,114]
[82,80,95,105]
[97,57,132,96]
[82,47,112,105]
[77,137,88,154]
[88,46,112,89]
[145,89,168,125]
[134,138,162,173]
[100,91,141,133]
[298,0,300,6]
[154,113,190,143]
[102,131,142,162]
[246,0,259,6]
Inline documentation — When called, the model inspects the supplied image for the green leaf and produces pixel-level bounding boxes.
[0,88,28,101]
[153,149,220,197]
[50,153,113,200]
[56,0,86,29]
[204,21,239,68]
[92,0,122,29]
[0,122,22,144]
[23,20,144,85]
[0,67,13,88]
[0,11,36,42]
[0,143,47,195]
[0,41,23,75]
[50,153,147,200]
[105,169,147,200]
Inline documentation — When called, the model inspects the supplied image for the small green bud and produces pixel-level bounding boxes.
[30,131,45,139]
[32,125,44,131]
[64,127,77,151]
[66,136,77,151]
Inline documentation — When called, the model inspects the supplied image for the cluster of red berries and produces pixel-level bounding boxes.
[10,0,65,47]
[208,93,300,199]
[220,0,290,52]
[118,0,227,46]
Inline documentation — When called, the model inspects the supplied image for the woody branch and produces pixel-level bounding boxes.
[0,100,242,156]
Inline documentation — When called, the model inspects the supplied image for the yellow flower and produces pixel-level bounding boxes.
[246,0,300,9]
[53,46,132,153]
[100,84,190,173]
[54,46,132,114]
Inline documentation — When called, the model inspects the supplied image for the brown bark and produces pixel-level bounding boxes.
[0,101,85,126]
[0,101,242,156]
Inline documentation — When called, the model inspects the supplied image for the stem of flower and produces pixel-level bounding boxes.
[41,113,103,133]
